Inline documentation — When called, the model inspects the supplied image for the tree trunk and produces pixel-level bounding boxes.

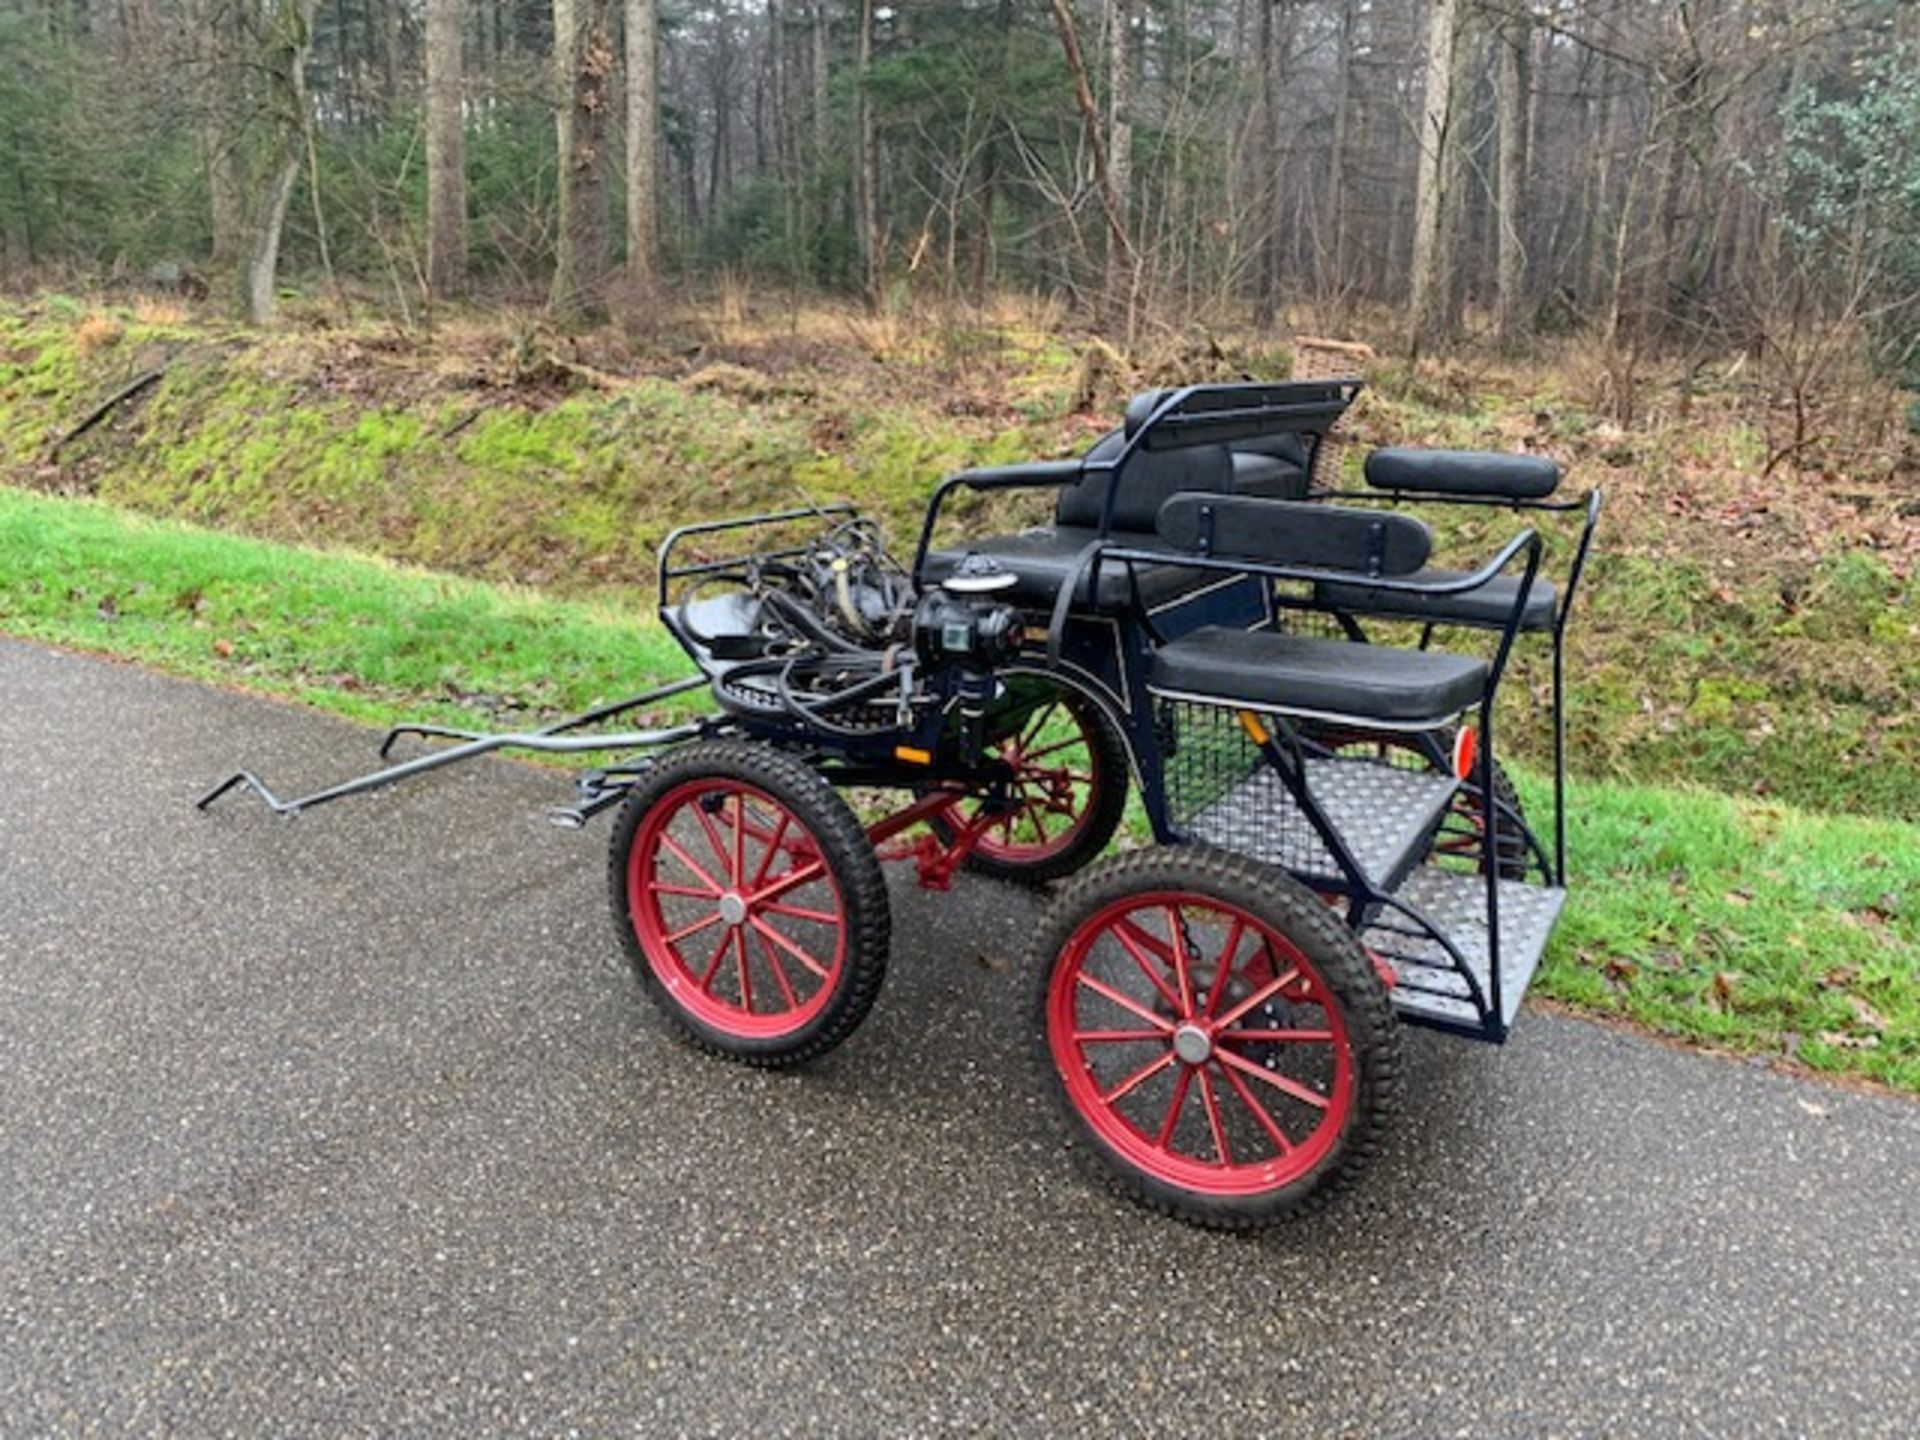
[551,0,615,322]
[1103,0,1134,336]
[1406,0,1461,357]
[243,156,302,324]
[1050,0,1130,327]
[625,0,658,285]
[425,0,467,297]
[1323,0,1355,313]
[1492,11,1530,344]
[855,0,880,308]
[968,0,1014,300]
[236,0,318,326]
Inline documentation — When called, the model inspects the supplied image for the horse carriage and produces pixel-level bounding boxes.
[204,380,1600,1228]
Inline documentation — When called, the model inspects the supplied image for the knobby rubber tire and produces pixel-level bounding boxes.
[1031,845,1401,1230]
[609,740,891,1067]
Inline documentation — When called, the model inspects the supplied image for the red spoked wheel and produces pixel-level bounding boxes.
[932,680,1129,885]
[609,742,890,1066]
[1034,846,1399,1228]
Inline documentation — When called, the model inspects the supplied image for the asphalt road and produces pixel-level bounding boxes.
[2,637,1916,1437]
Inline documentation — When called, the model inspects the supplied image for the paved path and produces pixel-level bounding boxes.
[1,638,1915,1436]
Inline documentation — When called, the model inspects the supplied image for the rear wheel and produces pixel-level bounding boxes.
[609,741,890,1066]
[931,679,1129,885]
[1309,724,1533,880]
[1034,846,1399,1229]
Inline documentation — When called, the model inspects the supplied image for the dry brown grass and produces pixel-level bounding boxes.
[73,311,124,354]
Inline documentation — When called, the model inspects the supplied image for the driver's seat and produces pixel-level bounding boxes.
[920,429,1305,613]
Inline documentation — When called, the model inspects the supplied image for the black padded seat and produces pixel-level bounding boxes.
[1230,450,1310,499]
[1150,626,1488,726]
[1313,569,1557,632]
[921,527,1204,612]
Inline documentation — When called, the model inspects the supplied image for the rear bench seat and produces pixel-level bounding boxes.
[1312,449,1562,633]
[1147,494,1497,730]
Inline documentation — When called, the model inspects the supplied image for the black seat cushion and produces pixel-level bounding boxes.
[1314,569,1556,632]
[1230,450,1310,499]
[1150,626,1488,725]
[922,526,1208,612]
[1366,447,1561,500]
[1055,432,1235,531]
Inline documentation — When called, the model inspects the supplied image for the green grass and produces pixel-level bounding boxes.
[0,485,694,734]
[3,488,1913,1092]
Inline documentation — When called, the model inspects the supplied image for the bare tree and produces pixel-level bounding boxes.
[239,0,320,325]
[855,0,880,308]
[551,0,615,322]
[426,0,467,297]
[625,0,658,285]
[1407,0,1463,355]
[1103,0,1135,335]
[1492,5,1532,344]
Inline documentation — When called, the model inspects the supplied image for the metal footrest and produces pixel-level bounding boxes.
[1363,867,1566,1033]
[1183,757,1458,889]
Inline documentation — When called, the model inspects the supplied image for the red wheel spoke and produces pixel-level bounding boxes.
[1113,917,1176,968]
[696,929,731,991]
[692,801,732,873]
[664,910,724,946]
[730,794,747,886]
[1100,1051,1174,1106]
[1107,924,1183,1013]
[1213,967,1303,1030]
[734,929,753,1012]
[1165,905,1196,1016]
[761,900,840,925]
[1071,1028,1169,1044]
[1216,1060,1295,1158]
[748,858,826,906]
[1215,1046,1332,1111]
[1154,1066,1194,1147]
[1203,917,1247,1018]
[1022,735,1086,764]
[659,833,724,896]
[749,812,791,888]
[1074,972,1175,1031]
[755,929,800,1010]
[1217,1028,1334,1044]
[1197,1067,1232,1167]
[1016,702,1059,755]
[652,881,717,900]
[749,915,831,979]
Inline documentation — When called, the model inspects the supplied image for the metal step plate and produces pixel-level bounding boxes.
[1183,757,1458,889]
[1363,867,1567,1032]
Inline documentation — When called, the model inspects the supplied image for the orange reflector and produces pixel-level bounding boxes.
[894,745,933,765]
[1236,710,1271,747]
[1452,726,1479,780]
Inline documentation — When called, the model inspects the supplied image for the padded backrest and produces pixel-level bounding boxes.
[1157,494,1432,577]
[1056,429,1235,533]
[1365,447,1561,499]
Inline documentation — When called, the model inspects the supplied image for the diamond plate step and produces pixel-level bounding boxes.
[1363,867,1567,1032]
[1183,757,1458,889]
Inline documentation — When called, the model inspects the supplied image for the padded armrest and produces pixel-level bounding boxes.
[1155,493,1432,577]
[949,459,1085,491]
[1365,448,1560,500]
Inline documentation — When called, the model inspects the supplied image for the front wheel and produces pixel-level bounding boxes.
[1033,846,1400,1229]
[609,741,890,1067]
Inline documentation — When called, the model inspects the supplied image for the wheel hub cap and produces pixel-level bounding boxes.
[717,892,748,927]
[1172,1023,1212,1065]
